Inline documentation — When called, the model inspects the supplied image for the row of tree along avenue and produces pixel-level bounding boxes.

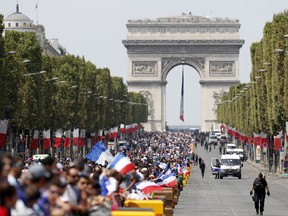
[0,15,148,158]
[217,10,288,174]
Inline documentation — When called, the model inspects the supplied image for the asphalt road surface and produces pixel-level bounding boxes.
[174,143,288,216]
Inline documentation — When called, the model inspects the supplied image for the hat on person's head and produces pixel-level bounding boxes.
[28,164,51,180]
[56,162,63,170]
[258,173,263,178]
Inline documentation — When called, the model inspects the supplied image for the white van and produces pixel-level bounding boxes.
[219,154,242,179]
[226,143,236,154]
[215,132,222,140]
[117,140,127,151]
[209,134,218,145]
[32,154,49,160]
[232,148,244,160]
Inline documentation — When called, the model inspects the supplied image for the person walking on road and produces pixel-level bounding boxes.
[250,173,270,215]
[198,157,202,168]
[194,154,198,166]
[200,160,206,178]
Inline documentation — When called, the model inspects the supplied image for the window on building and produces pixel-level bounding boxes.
[8,23,11,27]
[23,23,26,26]
[16,23,18,27]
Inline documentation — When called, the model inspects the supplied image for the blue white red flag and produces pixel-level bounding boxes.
[107,152,135,175]
[85,140,113,165]
[135,181,163,194]
[155,172,177,187]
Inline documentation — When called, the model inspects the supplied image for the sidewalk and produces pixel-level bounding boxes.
[246,159,288,179]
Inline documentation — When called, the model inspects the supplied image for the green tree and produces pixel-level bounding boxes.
[2,31,42,129]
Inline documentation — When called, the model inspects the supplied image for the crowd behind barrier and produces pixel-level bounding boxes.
[0,130,207,216]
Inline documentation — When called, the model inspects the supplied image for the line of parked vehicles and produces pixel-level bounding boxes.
[209,131,247,180]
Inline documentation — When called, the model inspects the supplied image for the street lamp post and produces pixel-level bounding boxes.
[24,70,47,77]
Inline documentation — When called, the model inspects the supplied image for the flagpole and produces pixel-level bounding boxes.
[180,65,184,122]
[34,2,39,25]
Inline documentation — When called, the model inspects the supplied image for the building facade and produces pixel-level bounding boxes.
[123,13,244,131]
[3,4,67,56]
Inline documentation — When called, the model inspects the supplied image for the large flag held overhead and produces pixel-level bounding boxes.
[180,66,184,122]
[107,152,135,175]
[85,140,113,166]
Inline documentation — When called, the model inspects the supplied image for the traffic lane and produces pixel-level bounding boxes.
[174,144,288,216]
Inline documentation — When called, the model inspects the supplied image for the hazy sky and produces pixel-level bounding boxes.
[1,0,288,126]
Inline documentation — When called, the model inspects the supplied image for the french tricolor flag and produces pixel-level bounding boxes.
[97,129,103,142]
[73,128,79,146]
[107,152,135,175]
[120,124,125,133]
[42,129,51,149]
[30,130,39,150]
[0,119,8,148]
[135,181,163,194]
[91,132,95,145]
[79,129,86,147]
[156,172,177,187]
[54,129,62,148]
[64,130,71,147]
[179,66,184,122]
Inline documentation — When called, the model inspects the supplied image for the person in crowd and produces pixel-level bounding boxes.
[7,157,23,188]
[219,146,222,155]
[46,177,70,216]
[41,156,58,175]
[60,166,88,215]
[27,163,52,216]
[11,184,41,216]
[200,160,206,178]
[0,130,200,215]
[0,180,18,216]
[76,174,91,211]
[250,173,270,215]
[1,153,13,179]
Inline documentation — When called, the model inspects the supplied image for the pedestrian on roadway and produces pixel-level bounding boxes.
[215,159,221,179]
[250,173,270,215]
[194,154,198,166]
[200,160,206,178]
[198,157,202,168]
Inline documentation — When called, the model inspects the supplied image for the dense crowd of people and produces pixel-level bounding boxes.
[0,131,198,216]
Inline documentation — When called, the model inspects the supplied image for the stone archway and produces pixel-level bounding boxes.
[123,14,244,131]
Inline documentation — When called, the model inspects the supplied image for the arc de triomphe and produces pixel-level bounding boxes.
[123,14,244,131]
